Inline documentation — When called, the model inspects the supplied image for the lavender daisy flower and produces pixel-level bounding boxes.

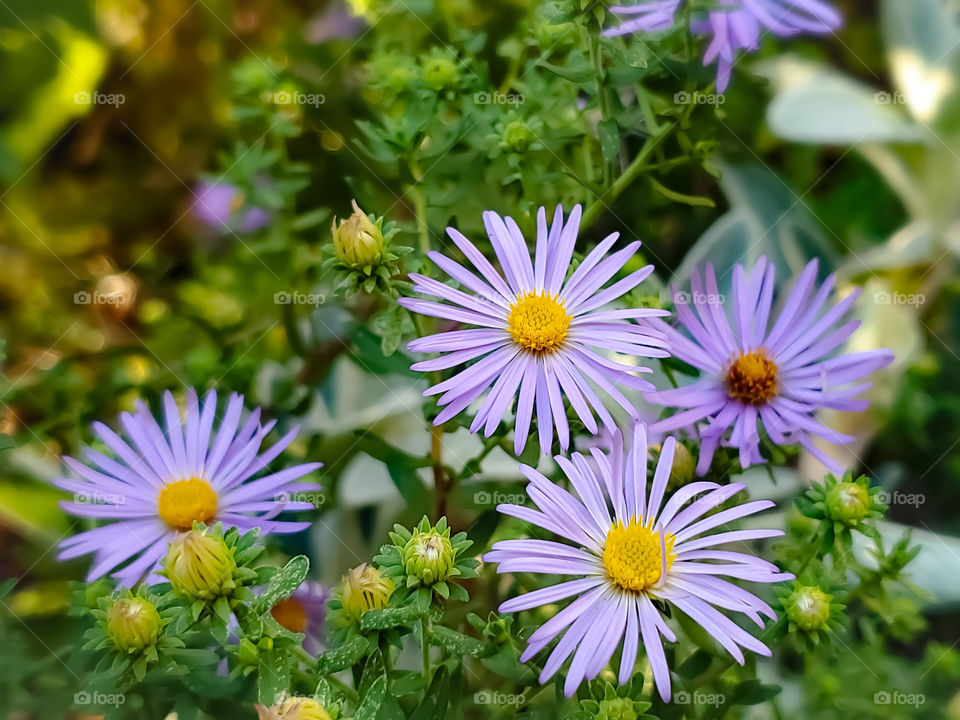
[399,205,670,455]
[270,581,330,655]
[604,0,842,91]
[55,390,322,587]
[648,258,894,475]
[485,423,790,700]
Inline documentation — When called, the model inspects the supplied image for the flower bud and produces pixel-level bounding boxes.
[402,527,455,585]
[331,200,383,269]
[256,696,332,720]
[597,697,639,720]
[422,56,458,90]
[340,563,394,621]
[105,597,162,653]
[668,441,696,490]
[503,121,533,154]
[825,480,869,526]
[166,529,237,600]
[786,585,832,631]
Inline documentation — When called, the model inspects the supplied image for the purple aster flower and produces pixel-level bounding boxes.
[484,423,790,700]
[647,258,894,475]
[194,181,270,234]
[399,205,670,455]
[54,390,322,587]
[269,581,330,654]
[604,0,842,91]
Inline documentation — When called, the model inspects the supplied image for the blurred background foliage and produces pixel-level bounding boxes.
[1,0,960,717]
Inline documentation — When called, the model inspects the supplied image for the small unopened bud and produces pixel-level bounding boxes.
[166,529,237,600]
[597,697,639,720]
[331,200,384,269]
[668,441,696,490]
[422,56,458,90]
[105,597,162,653]
[256,696,332,720]
[402,527,455,585]
[786,585,832,631]
[340,563,394,621]
[503,121,533,154]
[826,481,870,526]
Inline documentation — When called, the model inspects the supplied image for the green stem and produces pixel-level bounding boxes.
[407,158,431,258]
[580,122,676,231]
[327,673,359,703]
[421,616,432,681]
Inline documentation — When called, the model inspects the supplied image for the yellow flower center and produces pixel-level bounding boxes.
[725,350,778,405]
[603,517,675,594]
[271,597,308,634]
[157,478,218,531]
[507,291,571,354]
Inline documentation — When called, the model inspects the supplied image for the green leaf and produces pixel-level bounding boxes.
[254,555,310,614]
[730,679,782,706]
[318,635,371,673]
[361,605,422,631]
[354,675,387,720]
[597,118,621,164]
[428,625,484,657]
[257,647,292,705]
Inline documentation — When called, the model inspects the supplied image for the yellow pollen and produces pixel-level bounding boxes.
[602,517,675,594]
[725,349,778,405]
[507,291,571,354]
[157,478,218,531]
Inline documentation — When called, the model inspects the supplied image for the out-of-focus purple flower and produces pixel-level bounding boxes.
[54,390,321,587]
[604,0,842,91]
[193,181,270,234]
[305,5,366,43]
[485,423,791,700]
[647,258,894,475]
[270,581,330,654]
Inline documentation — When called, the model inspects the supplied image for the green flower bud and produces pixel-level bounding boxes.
[402,527,455,585]
[422,56,459,90]
[166,529,237,600]
[503,121,533,154]
[786,585,832,631]
[596,697,638,720]
[340,563,394,621]
[256,696,332,720]
[331,200,384,269]
[105,597,162,653]
[668,441,696,490]
[825,480,870,526]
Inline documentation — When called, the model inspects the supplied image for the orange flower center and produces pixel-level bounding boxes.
[271,598,308,634]
[725,350,778,405]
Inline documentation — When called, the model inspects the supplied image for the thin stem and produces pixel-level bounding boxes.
[432,423,446,517]
[407,157,431,258]
[581,122,676,231]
